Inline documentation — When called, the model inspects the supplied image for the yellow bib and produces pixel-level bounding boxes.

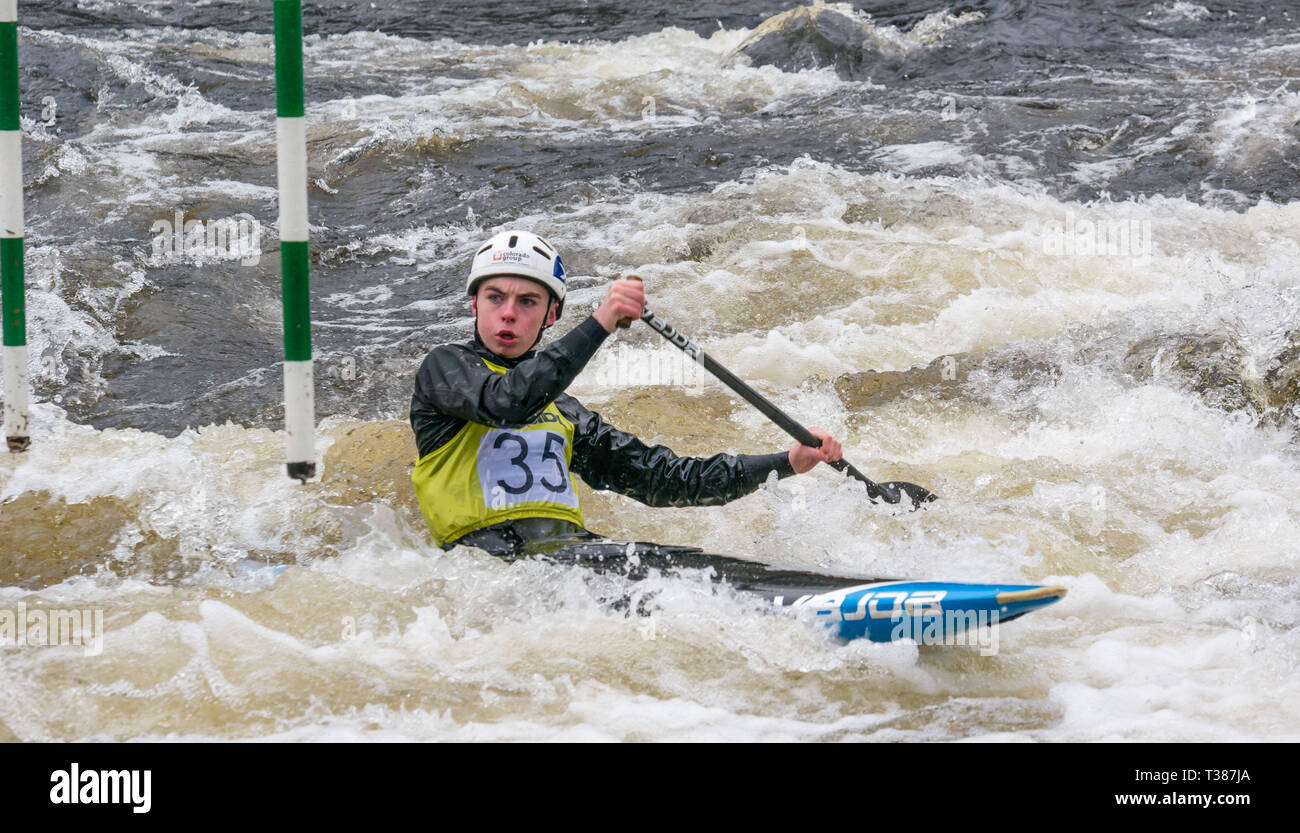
[411,358,585,546]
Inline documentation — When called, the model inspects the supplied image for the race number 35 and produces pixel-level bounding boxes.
[476,429,579,509]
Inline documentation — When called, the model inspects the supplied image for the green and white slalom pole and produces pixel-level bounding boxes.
[274,0,314,481]
[1,0,29,453]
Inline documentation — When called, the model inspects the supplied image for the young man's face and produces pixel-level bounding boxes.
[472,276,558,359]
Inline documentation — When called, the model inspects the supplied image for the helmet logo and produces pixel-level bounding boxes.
[468,230,566,322]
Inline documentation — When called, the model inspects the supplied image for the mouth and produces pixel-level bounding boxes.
[495,330,518,346]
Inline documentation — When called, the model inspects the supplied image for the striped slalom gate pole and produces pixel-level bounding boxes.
[274,0,314,481]
[0,0,29,453]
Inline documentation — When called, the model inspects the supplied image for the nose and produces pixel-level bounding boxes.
[500,298,516,321]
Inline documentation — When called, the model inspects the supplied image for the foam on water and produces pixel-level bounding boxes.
[4,6,1300,741]
[1208,86,1300,170]
[7,145,1299,737]
[303,24,848,160]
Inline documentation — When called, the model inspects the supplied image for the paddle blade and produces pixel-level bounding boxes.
[876,481,939,509]
[834,460,938,509]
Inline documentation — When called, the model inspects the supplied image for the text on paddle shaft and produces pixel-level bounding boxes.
[641,310,703,363]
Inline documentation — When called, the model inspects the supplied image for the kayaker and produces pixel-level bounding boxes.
[409,229,844,557]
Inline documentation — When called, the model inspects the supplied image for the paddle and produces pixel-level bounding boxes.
[635,306,937,509]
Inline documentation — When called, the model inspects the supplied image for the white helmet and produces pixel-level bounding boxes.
[466,230,567,316]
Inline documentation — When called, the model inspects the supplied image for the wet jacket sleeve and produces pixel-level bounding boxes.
[411,315,610,457]
[557,394,796,507]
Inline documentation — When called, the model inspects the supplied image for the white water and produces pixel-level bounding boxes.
[2,10,1299,741]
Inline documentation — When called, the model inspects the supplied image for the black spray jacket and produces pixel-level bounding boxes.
[409,315,795,526]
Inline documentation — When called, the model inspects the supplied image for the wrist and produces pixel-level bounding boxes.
[593,309,616,333]
[582,313,612,338]
[739,451,796,487]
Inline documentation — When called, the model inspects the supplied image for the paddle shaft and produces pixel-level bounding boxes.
[639,307,885,498]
